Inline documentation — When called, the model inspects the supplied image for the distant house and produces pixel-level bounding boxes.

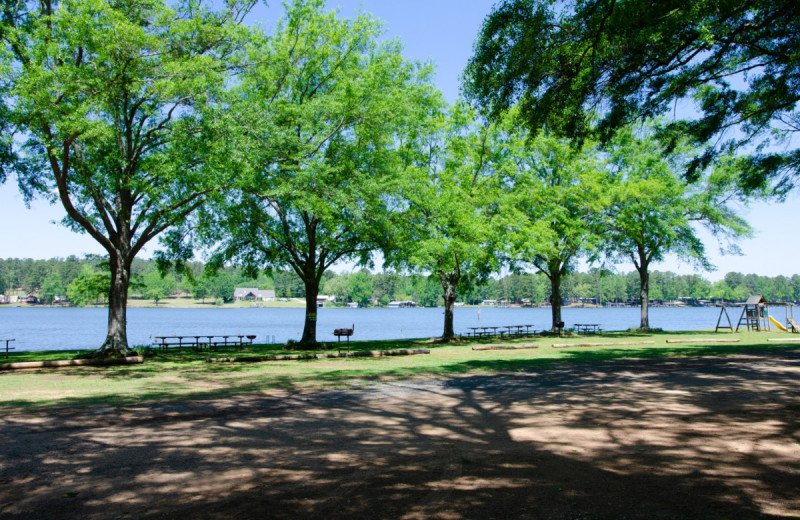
[387,300,416,308]
[316,295,336,307]
[233,288,276,301]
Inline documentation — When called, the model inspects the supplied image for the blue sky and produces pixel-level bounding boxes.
[1,0,798,280]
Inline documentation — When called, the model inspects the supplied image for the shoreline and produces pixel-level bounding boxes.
[2,300,696,310]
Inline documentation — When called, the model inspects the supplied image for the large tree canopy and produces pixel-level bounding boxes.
[602,125,754,329]
[1,0,251,354]
[387,102,502,340]
[201,0,436,345]
[464,0,800,192]
[498,114,609,331]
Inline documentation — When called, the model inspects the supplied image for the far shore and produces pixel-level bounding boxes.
[3,296,614,310]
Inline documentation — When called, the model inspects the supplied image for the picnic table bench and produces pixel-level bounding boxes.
[574,323,602,334]
[153,334,256,352]
[465,325,536,338]
[467,326,498,337]
[1,338,14,358]
[503,324,535,336]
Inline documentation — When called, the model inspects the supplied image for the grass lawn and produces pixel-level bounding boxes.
[1,330,798,411]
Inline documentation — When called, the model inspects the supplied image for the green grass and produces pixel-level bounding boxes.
[1,330,798,411]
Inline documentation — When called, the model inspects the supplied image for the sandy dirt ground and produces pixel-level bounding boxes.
[1,349,799,519]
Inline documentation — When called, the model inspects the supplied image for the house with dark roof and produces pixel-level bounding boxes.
[233,288,276,301]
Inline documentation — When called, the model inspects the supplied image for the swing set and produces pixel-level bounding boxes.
[715,295,798,333]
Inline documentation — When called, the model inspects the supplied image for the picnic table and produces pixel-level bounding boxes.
[467,327,485,337]
[467,325,536,338]
[1,338,14,358]
[153,334,256,351]
[574,323,601,334]
[467,326,499,337]
[504,324,535,335]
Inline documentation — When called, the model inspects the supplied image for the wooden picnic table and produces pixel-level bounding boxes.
[574,323,601,334]
[154,335,255,351]
[504,324,535,335]
[1,338,14,358]
[154,335,192,350]
[467,326,498,337]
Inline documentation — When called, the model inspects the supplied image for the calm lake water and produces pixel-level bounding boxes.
[0,305,725,352]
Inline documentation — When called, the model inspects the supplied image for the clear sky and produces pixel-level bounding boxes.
[1,0,798,281]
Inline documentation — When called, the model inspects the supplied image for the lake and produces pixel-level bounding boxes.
[0,305,727,352]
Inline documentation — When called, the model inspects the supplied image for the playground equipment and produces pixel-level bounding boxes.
[769,315,788,331]
[739,295,769,331]
[790,318,800,333]
[764,301,797,333]
[714,296,796,333]
[715,306,735,333]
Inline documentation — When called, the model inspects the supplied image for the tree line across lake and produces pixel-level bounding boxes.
[3,257,798,308]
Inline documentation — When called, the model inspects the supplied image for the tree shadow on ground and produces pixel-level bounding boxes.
[1,351,799,519]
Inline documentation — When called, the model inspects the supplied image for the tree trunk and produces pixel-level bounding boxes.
[99,254,131,355]
[637,264,650,330]
[549,271,563,331]
[440,273,459,341]
[300,278,320,345]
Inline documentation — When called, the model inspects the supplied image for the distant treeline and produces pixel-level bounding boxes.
[2,257,799,307]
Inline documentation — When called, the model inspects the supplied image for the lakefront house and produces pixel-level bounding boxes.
[233,288,276,302]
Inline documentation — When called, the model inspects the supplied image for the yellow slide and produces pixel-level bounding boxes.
[769,315,788,332]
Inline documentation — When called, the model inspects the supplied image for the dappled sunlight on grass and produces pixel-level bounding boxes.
[1,330,798,411]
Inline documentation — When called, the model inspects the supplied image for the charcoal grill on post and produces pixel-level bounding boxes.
[333,324,355,355]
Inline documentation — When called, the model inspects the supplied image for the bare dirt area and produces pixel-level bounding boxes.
[1,350,799,519]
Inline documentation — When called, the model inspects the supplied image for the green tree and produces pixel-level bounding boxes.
[204,0,434,345]
[501,123,609,330]
[322,274,352,304]
[387,103,501,339]
[350,270,374,307]
[58,256,84,289]
[40,272,64,304]
[686,276,712,301]
[209,272,235,303]
[192,275,213,304]
[791,275,800,302]
[603,127,752,329]
[528,272,550,304]
[21,261,48,293]
[464,0,800,192]
[272,271,305,298]
[0,44,17,185]
[573,282,594,304]
[0,260,8,295]
[772,275,793,302]
[142,270,177,306]
[372,272,401,304]
[1,0,251,354]
[66,264,110,306]
[409,276,442,308]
